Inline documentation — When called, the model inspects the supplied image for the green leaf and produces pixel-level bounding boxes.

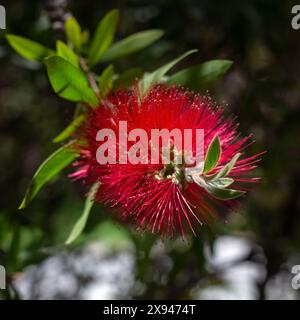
[138,49,197,97]
[56,40,79,67]
[192,175,207,188]
[6,34,54,62]
[203,135,221,173]
[53,114,87,143]
[168,60,233,90]
[205,186,245,200]
[214,153,241,179]
[88,9,119,67]
[98,64,115,97]
[65,16,82,53]
[207,177,234,189]
[19,142,79,209]
[65,183,100,245]
[100,29,164,62]
[45,56,98,106]
[192,172,243,200]
[81,30,90,45]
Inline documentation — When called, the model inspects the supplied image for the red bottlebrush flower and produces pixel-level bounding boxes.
[71,85,263,237]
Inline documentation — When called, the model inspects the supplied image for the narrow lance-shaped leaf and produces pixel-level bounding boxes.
[192,168,242,200]
[81,30,90,45]
[88,9,119,67]
[53,114,87,143]
[65,16,82,53]
[138,49,198,97]
[65,183,100,245]
[205,186,245,200]
[214,153,241,179]
[19,142,79,209]
[98,64,115,97]
[6,34,54,62]
[45,56,98,107]
[168,60,233,90]
[203,135,221,173]
[100,29,164,62]
[207,177,234,189]
[56,40,79,67]
[192,175,207,188]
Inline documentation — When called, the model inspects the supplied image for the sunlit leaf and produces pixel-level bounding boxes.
[207,177,234,189]
[205,186,245,200]
[19,142,79,209]
[138,49,197,97]
[65,16,82,53]
[56,40,79,67]
[214,153,241,179]
[45,56,98,106]
[168,60,233,89]
[100,29,164,62]
[203,135,221,173]
[88,9,119,67]
[6,34,54,62]
[53,114,87,143]
[81,30,90,45]
[65,183,100,245]
[192,175,207,188]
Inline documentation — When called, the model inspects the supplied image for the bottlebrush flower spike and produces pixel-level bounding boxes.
[71,85,263,237]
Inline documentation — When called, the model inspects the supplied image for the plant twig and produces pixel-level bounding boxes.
[79,57,101,98]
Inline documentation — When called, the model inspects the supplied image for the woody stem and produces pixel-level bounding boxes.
[79,57,101,99]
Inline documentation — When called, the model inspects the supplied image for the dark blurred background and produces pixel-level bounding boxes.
[0,0,300,299]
